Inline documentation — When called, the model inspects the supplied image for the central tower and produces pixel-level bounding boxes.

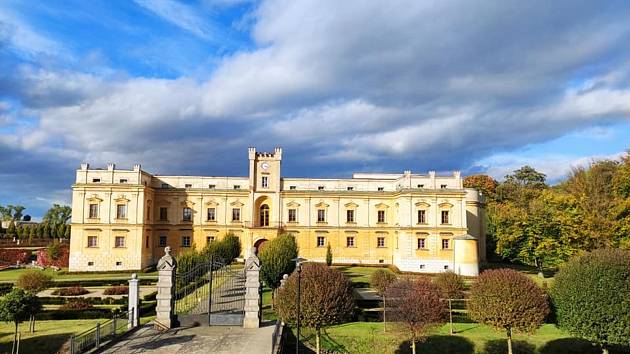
[248,147,283,251]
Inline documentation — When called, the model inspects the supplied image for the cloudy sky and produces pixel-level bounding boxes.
[1,0,630,218]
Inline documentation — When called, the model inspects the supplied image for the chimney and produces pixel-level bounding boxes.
[80,163,89,171]
[107,163,115,171]
[133,164,141,172]
[248,147,256,159]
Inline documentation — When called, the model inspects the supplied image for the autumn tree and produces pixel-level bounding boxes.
[468,269,549,354]
[464,174,498,200]
[370,269,397,331]
[259,233,298,306]
[434,271,465,334]
[385,277,446,354]
[551,249,630,354]
[16,270,52,332]
[276,263,354,354]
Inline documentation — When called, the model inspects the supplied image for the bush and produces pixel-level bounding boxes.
[222,233,241,261]
[103,285,128,295]
[36,309,111,320]
[60,298,92,310]
[551,249,630,353]
[259,233,298,290]
[0,283,13,296]
[433,271,465,299]
[36,243,69,268]
[370,269,397,296]
[16,269,53,293]
[468,269,549,354]
[143,291,158,302]
[326,244,333,266]
[0,249,31,264]
[51,286,89,296]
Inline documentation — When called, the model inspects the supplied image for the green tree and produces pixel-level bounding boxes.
[434,271,466,334]
[6,221,16,238]
[276,263,354,354]
[551,249,630,354]
[42,204,72,224]
[325,243,333,266]
[28,225,36,244]
[6,205,25,221]
[496,166,547,206]
[0,288,41,349]
[370,269,397,331]
[16,270,52,332]
[0,206,11,221]
[259,233,298,306]
[468,269,549,354]
[36,223,44,239]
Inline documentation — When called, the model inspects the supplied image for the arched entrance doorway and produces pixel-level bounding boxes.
[254,239,268,255]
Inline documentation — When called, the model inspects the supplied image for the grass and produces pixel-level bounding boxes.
[289,322,617,354]
[0,316,155,354]
[0,268,158,283]
[333,266,382,287]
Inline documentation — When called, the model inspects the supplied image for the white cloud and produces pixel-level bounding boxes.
[134,0,218,40]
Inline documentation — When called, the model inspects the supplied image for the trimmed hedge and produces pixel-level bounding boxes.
[35,308,112,320]
[0,283,12,295]
[103,285,128,295]
[37,296,127,305]
[52,278,154,287]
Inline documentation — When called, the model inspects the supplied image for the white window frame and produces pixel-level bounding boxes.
[115,236,125,248]
[87,236,98,248]
[317,236,325,247]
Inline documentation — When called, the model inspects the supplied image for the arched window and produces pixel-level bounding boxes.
[260,204,270,227]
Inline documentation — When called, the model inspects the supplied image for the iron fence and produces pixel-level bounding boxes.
[68,308,133,354]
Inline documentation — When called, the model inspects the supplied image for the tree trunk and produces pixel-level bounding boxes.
[383,294,386,333]
[507,327,513,354]
[271,288,275,310]
[13,321,18,354]
[411,339,416,354]
[316,327,321,354]
[449,298,453,334]
[602,345,609,354]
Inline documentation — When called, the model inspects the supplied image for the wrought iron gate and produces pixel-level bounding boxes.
[174,256,246,326]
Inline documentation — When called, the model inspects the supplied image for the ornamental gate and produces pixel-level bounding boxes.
[173,256,246,326]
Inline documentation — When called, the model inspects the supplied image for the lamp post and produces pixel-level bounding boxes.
[291,257,307,354]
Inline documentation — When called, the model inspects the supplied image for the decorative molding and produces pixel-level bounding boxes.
[344,201,359,208]
[205,199,219,207]
[375,202,389,209]
[114,195,130,203]
[415,201,431,208]
[438,201,454,208]
[180,200,195,207]
[315,201,329,208]
[87,194,103,203]
[231,200,245,207]
[286,201,301,208]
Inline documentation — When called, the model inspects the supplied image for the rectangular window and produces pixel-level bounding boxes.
[183,207,192,221]
[317,209,326,222]
[347,186,354,191]
[317,236,325,247]
[377,210,386,223]
[262,176,268,188]
[346,236,355,247]
[116,204,127,219]
[419,264,425,269]
[441,184,448,189]
[161,183,170,188]
[92,178,101,183]
[145,236,149,248]
[159,207,168,221]
[119,178,128,183]
[289,185,297,190]
[377,237,385,248]
[182,236,191,248]
[288,209,297,222]
[116,261,122,266]
[207,236,215,244]
[185,183,192,188]
[442,239,450,249]
[115,236,125,248]
[441,210,449,224]
[318,186,325,190]
[159,236,167,247]
[232,208,241,221]
[89,204,99,219]
[346,209,355,223]
[417,238,426,249]
[208,184,216,189]
[417,210,426,224]
[88,261,94,266]
[233,185,241,190]
[377,187,384,191]
[87,236,98,248]
[444,265,449,270]
[417,184,424,188]
[147,206,151,220]
[207,208,216,221]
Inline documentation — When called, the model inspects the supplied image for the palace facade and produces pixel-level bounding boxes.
[69,147,485,275]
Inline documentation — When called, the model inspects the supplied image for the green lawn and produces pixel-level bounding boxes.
[289,322,614,354]
[334,266,382,287]
[0,268,158,283]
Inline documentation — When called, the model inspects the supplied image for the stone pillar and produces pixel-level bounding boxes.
[243,254,261,328]
[128,273,139,329]
[155,247,177,329]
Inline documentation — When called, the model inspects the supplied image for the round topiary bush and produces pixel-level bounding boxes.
[551,248,630,354]
[103,285,128,295]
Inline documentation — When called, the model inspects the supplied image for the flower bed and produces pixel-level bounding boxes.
[103,285,128,295]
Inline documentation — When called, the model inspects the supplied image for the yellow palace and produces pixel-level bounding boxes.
[69,147,485,276]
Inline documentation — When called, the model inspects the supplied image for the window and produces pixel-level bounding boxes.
[417,210,426,224]
[417,238,426,249]
[185,183,192,188]
[346,236,355,247]
[182,236,191,248]
[183,207,192,221]
[262,176,268,188]
[419,264,425,269]
[147,206,151,220]
[145,236,149,248]
[346,209,355,223]
[288,209,297,222]
[347,186,354,191]
[115,236,125,248]
[377,210,386,223]
[119,178,128,183]
[208,184,216,189]
[159,236,167,247]
[233,185,241,190]
[161,183,170,188]
[207,208,216,221]
[260,205,270,227]
[417,184,424,188]
[88,261,94,266]
[318,186,325,190]
[441,184,447,189]
[92,178,101,183]
[116,261,122,266]
[442,239,450,249]
[232,208,241,221]
[88,204,99,218]
[116,204,127,219]
[317,236,325,247]
[441,210,449,224]
[159,207,168,221]
[317,209,326,222]
[289,185,297,190]
[377,237,385,248]
[207,236,215,244]
[87,236,98,248]
[444,265,449,270]
[377,187,384,191]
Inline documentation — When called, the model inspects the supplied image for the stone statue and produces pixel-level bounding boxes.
[157,246,177,270]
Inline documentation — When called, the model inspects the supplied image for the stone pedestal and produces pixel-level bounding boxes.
[128,273,140,329]
[243,254,261,328]
[155,247,177,329]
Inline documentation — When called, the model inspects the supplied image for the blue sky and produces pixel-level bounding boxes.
[1,0,630,218]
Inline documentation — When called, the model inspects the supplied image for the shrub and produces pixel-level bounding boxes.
[222,233,241,261]
[36,309,111,320]
[16,270,53,293]
[551,249,630,354]
[0,249,31,264]
[51,286,89,296]
[276,263,354,354]
[46,242,62,261]
[385,278,446,354]
[60,298,92,310]
[143,291,158,301]
[260,233,298,291]
[370,269,397,296]
[36,244,69,268]
[326,244,333,266]
[103,285,128,295]
[468,269,549,354]
[433,271,465,299]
